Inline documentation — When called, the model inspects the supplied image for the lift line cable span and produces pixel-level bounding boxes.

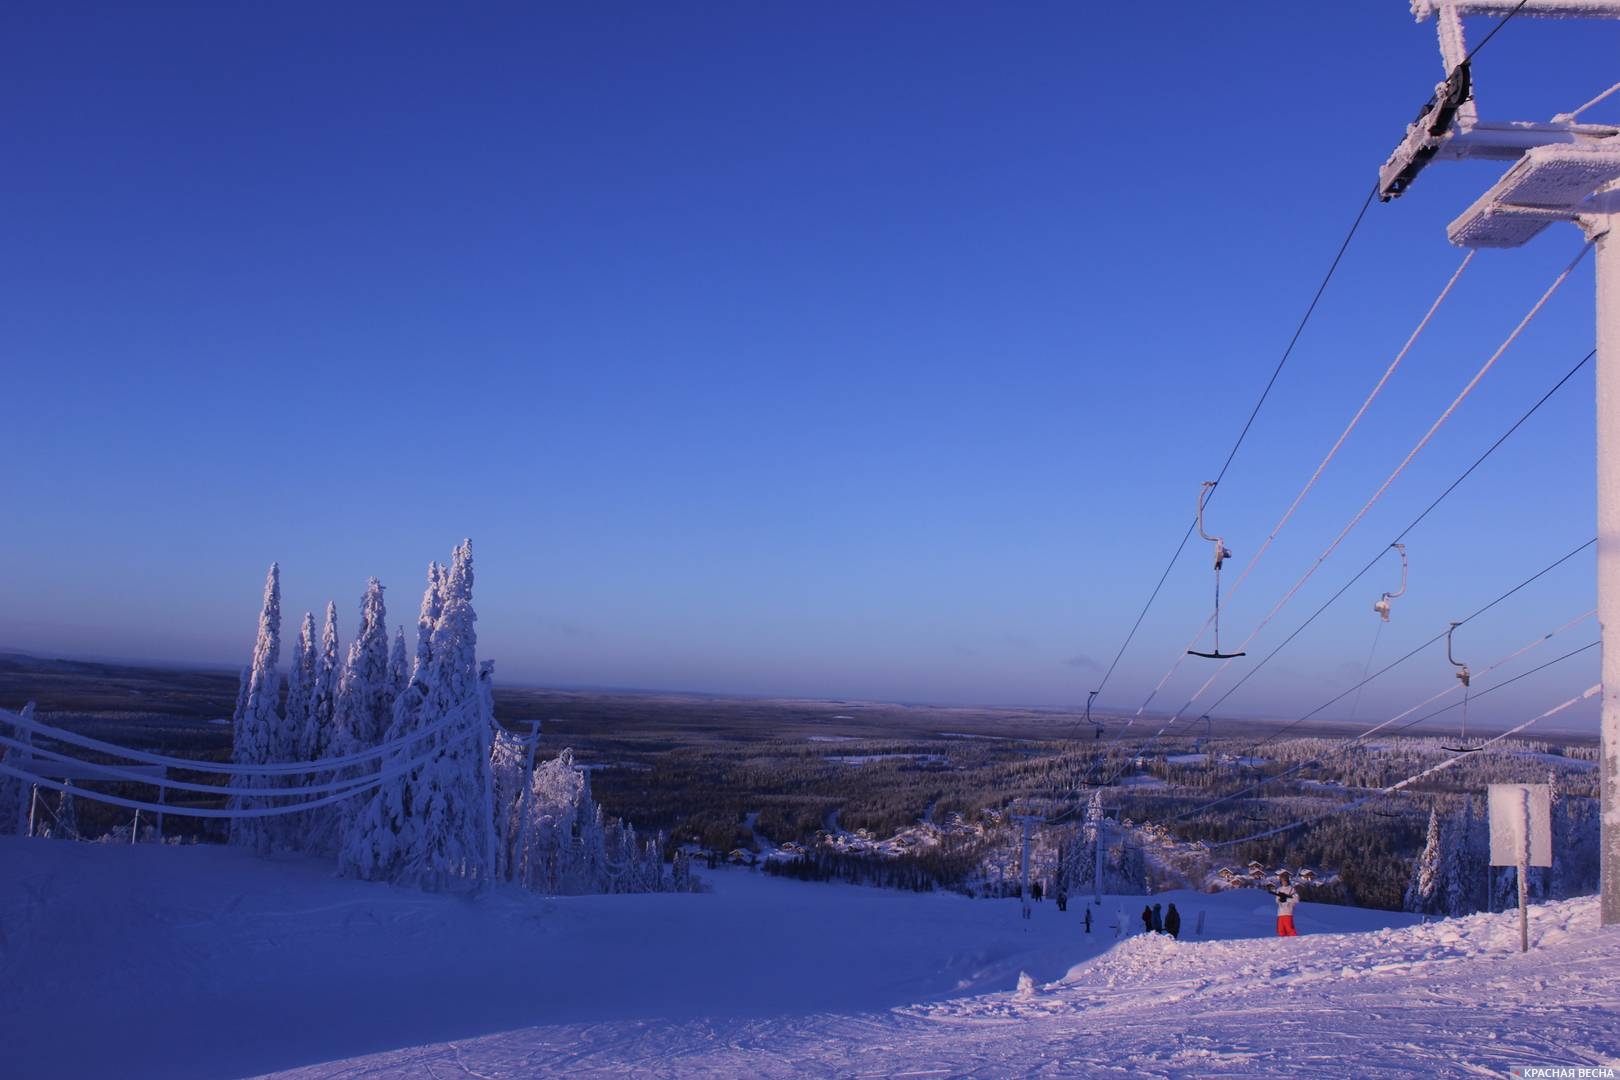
[1080,243,1585,799]
[1123,251,1476,718]
[1145,240,1591,741]
[1208,669,1600,851]
[1062,339,1594,824]
[1062,184,1380,746]
[1205,342,1594,733]
[1171,605,1595,822]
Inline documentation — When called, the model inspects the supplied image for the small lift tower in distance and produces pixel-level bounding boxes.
[1378,0,1620,926]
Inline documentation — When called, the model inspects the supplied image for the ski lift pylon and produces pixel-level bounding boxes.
[1442,621,1483,753]
[1188,481,1246,660]
[1086,690,1103,739]
[1373,543,1408,622]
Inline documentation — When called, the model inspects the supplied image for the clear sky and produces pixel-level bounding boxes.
[3,2,1615,731]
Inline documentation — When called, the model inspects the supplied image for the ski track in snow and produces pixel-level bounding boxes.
[1,838,1616,1078]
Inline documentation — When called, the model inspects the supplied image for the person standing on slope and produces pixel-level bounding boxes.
[1141,905,1153,934]
[1165,903,1181,940]
[1151,903,1164,934]
[1269,871,1300,937]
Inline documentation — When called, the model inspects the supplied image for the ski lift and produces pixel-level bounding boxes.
[1442,621,1483,753]
[1373,543,1408,622]
[1187,481,1246,660]
[1086,690,1104,739]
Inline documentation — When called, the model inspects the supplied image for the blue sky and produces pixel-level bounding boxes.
[3,2,1615,729]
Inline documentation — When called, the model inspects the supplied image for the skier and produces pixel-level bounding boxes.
[1083,906,1092,934]
[1056,887,1068,912]
[1032,882,1043,903]
[1269,871,1301,937]
[1165,903,1181,940]
[1151,903,1164,934]
[1141,905,1153,934]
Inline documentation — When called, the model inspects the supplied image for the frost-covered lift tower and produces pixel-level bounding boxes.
[1379,0,1620,925]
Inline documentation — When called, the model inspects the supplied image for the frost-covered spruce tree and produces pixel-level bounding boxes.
[333,580,392,753]
[1440,797,1484,916]
[51,781,78,840]
[230,564,281,854]
[490,726,529,883]
[342,564,443,881]
[1540,768,1562,900]
[304,602,341,762]
[1404,807,1442,915]
[341,544,495,891]
[386,627,409,702]
[0,702,35,835]
[283,613,317,762]
[411,563,444,680]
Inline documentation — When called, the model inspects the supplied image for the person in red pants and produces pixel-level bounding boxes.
[1270,870,1300,936]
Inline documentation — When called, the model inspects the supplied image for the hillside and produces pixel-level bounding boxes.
[1,837,1614,1078]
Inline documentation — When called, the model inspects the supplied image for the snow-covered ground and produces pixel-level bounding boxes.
[2,837,1615,1078]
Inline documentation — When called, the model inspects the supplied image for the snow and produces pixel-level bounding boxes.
[1165,752,1208,764]
[2,837,1616,1078]
[825,753,946,766]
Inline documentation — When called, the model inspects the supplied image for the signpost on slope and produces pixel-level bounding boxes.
[1378,0,1620,928]
[1489,783,1553,951]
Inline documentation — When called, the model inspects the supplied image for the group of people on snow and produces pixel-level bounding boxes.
[1139,902,1181,939]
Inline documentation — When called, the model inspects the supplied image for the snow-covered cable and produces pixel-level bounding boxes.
[1151,240,1592,738]
[1067,184,1381,741]
[0,697,479,778]
[1110,252,1478,742]
[1555,79,1620,122]
[1170,607,1595,821]
[0,731,433,800]
[0,718,481,820]
[1208,680,1600,850]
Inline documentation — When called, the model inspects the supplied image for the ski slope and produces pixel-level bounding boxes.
[1,837,1615,1078]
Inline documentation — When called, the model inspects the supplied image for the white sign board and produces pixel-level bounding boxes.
[1488,783,1552,868]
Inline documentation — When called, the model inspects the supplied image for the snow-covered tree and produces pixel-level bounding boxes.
[386,627,409,702]
[1404,807,1442,915]
[1,702,36,836]
[341,543,496,892]
[230,564,282,854]
[303,602,341,762]
[1540,769,1562,900]
[283,613,317,762]
[1440,796,1485,916]
[49,781,78,841]
[333,580,392,754]
[411,563,444,680]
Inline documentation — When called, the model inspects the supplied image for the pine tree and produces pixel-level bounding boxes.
[411,563,444,680]
[333,579,392,753]
[51,780,78,841]
[341,543,495,892]
[301,602,341,762]
[1,702,35,836]
[1543,768,1562,900]
[1440,796,1484,916]
[1404,807,1442,914]
[284,613,317,762]
[230,563,282,854]
[386,627,409,701]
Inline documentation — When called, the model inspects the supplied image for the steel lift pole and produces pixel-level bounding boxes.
[1379,0,1620,925]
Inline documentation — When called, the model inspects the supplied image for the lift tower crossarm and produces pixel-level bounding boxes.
[1379,1,1620,201]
